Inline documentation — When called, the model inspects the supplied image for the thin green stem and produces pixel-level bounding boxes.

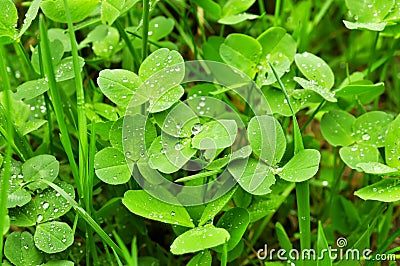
[142,0,150,61]
[273,0,281,27]
[73,17,102,31]
[16,41,37,77]
[221,243,228,266]
[219,24,225,37]
[295,182,311,250]
[13,42,30,80]
[269,63,303,152]
[44,94,54,154]
[249,183,295,247]
[0,125,25,160]
[115,20,140,72]
[104,243,116,266]
[300,100,325,133]
[63,3,94,263]
[126,31,164,48]
[270,63,310,255]
[113,231,136,266]
[39,15,80,193]
[63,0,89,202]
[309,0,333,33]
[166,0,199,58]
[367,31,379,79]
[158,2,194,51]
[190,1,206,43]
[131,236,138,266]
[38,40,55,155]
[0,44,13,263]
[356,96,367,115]
[327,148,344,213]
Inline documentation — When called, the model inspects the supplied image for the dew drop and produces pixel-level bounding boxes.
[362,134,371,141]
[191,123,203,135]
[175,143,183,151]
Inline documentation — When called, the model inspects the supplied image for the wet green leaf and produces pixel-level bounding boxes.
[22,155,59,191]
[247,115,286,165]
[220,34,262,78]
[228,158,275,195]
[277,149,321,182]
[385,114,400,168]
[170,224,229,255]
[15,79,49,101]
[198,186,237,226]
[123,190,195,227]
[257,27,296,85]
[17,0,41,39]
[339,144,379,170]
[94,147,131,185]
[355,178,400,202]
[320,110,356,147]
[356,162,399,175]
[4,231,43,266]
[295,52,334,90]
[352,111,393,147]
[214,207,249,251]
[192,120,237,150]
[148,135,195,174]
[97,69,143,107]
[34,221,74,253]
[0,0,18,41]
[343,0,394,31]
[187,250,212,266]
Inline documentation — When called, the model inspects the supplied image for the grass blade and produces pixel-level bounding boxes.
[270,63,311,254]
[0,44,14,263]
[39,15,80,193]
[41,180,124,258]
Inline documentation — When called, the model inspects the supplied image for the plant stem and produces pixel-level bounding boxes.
[115,20,140,73]
[13,42,30,81]
[142,0,150,61]
[0,125,26,160]
[63,0,88,197]
[249,183,295,247]
[270,63,310,256]
[39,15,80,193]
[0,44,13,263]
[126,31,166,49]
[190,1,206,43]
[273,0,281,27]
[309,0,333,32]
[15,41,37,77]
[73,17,102,31]
[327,148,344,217]
[367,31,379,79]
[296,182,311,249]
[300,100,325,133]
[219,24,225,37]
[44,94,54,154]
[62,1,95,263]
